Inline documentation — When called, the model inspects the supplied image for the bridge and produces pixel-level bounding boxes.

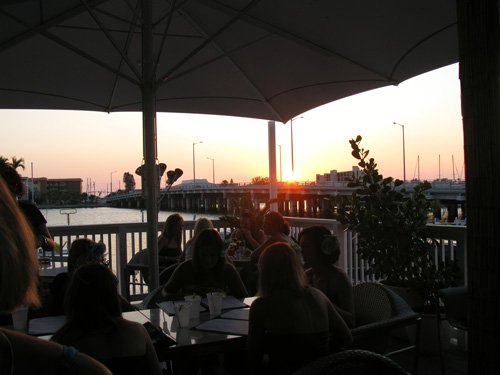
[105,179,466,220]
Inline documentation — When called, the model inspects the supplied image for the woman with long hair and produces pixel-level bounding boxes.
[158,213,184,258]
[250,211,300,264]
[48,238,108,315]
[51,263,162,375]
[298,225,355,327]
[163,229,248,298]
[181,217,214,260]
[0,176,111,375]
[248,242,352,374]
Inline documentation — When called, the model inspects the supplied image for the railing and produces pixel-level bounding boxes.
[48,219,467,301]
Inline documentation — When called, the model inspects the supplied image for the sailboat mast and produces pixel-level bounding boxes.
[439,154,441,180]
[418,155,420,181]
[452,155,456,180]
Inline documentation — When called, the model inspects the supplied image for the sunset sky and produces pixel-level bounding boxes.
[1,63,464,195]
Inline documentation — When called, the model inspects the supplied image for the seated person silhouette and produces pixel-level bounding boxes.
[51,263,162,375]
[298,225,355,327]
[247,242,352,374]
[162,229,248,299]
[48,238,110,316]
[0,176,111,375]
[157,213,184,269]
[181,217,214,261]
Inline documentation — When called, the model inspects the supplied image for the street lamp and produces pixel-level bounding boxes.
[192,141,203,185]
[393,122,406,182]
[278,144,282,182]
[110,170,117,193]
[289,116,304,176]
[207,157,215,184]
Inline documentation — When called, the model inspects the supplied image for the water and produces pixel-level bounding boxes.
[42,207,220,226]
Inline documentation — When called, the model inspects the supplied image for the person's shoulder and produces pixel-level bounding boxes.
[114,318,149,338]
[249,295,267,311]
[305,285,330,301]
[330,266,353,285]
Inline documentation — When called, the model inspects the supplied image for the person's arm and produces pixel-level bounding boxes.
[329,271,355,327]
[239,228,260,250]
[325,295,353,349]
[3,328,111,375]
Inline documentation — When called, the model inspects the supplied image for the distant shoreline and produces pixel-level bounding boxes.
[38,203,110,209]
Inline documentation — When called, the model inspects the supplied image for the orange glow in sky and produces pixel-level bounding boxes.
[0,64,463,194]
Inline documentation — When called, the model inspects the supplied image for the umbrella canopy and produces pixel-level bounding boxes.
[0,0,459,290]
[0,0,457,122]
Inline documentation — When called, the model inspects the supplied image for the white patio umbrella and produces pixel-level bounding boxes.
[0,0,459,290]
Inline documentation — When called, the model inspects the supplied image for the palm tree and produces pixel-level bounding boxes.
[10,156,25,171]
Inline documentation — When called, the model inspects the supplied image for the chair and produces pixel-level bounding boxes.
[293,349,409,375]
[122,249,151,301]
[437,286,468,374]
[350,282,421,374]
[123,249,177,301]
[140,284,166,310]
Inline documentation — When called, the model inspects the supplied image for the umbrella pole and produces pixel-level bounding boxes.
[268,121,278,211]
[142,0,160,291]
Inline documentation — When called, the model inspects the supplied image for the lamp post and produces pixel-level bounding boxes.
[278,144,282,182]
[192,141,203,185]
[110,170,117,193]
[393,122,406,182]
[207,157,215,184]
[289,116,304,176]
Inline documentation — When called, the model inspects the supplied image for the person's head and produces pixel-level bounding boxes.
[239,210,257,231]
[262,211,289,236]
[67,238,107,274]
[298,226,340,268]
[192,229,225,271]
[64,263,121,329]
[258,242,306,296]
[193,217,214,237]
[0,160,24,198]
[163,213,184,240]
[0,176,39,312]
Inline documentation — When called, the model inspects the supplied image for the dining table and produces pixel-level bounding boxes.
[29,296,257,366]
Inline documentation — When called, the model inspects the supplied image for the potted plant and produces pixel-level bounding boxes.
[336,136,457,312]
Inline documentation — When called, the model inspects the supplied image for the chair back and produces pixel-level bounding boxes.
[293,349,409,375]
[127,249,151,284]
[349,282,421,375]
[438,286,468,330]
[159,262,179,285]
[353,283,393,325]
[140,285,165,309]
